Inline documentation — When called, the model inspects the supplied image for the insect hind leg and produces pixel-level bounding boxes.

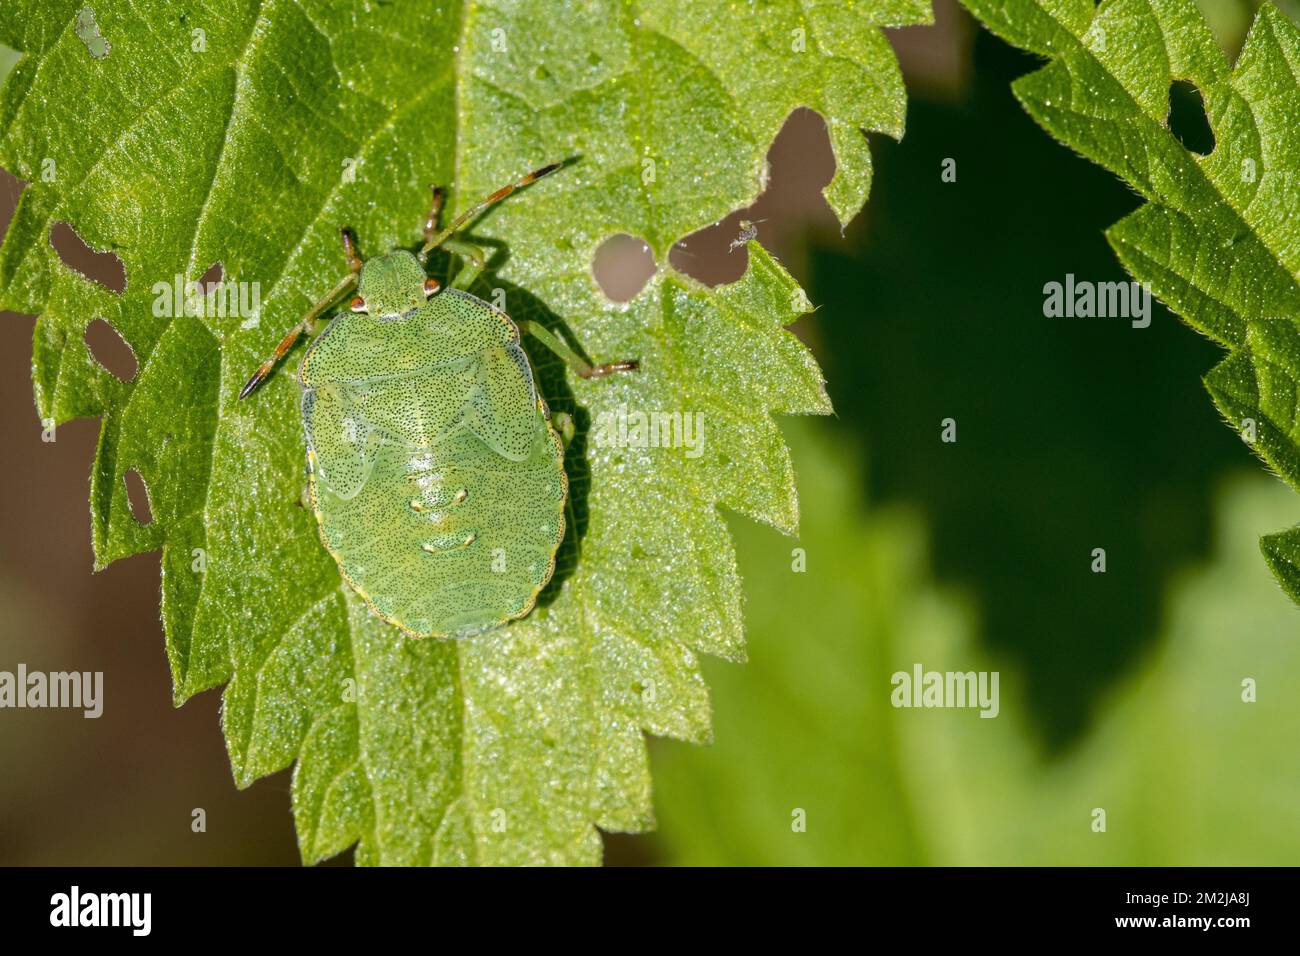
[518,319,639,380]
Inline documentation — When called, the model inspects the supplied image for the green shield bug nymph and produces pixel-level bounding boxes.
[239,165,638,638]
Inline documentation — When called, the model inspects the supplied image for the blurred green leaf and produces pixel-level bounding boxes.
[654,418,1300,864]
[0,40,18,88]
[0,0,929,864]
[955,0,1300,603]
[650,419,962,864]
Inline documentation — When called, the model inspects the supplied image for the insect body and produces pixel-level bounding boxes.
[240,165,637,638]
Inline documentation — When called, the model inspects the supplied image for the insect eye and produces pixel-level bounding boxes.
[423,278,441,297]
[349,295,367,313]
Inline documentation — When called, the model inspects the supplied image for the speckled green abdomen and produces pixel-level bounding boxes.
[299,278,566,639]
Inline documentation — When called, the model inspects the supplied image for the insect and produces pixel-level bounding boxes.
[239,164,637,638]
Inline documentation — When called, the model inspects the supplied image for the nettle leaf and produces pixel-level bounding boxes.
[956,0,1300,601]
[0,0,929,864]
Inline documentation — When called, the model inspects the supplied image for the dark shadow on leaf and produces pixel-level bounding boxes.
[813,33,1244,751]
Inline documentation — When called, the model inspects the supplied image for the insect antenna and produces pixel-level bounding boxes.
[419,162,562,263]
[239,229,368,399]
[238,268,358,399]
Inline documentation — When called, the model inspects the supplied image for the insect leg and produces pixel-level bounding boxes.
[419,162,562,258]
[341,226,364,274]
[518,319,639,380]
[238,269,357,399]
[421,185,445,250]
[239,229,366,399]
[442,237,488,290]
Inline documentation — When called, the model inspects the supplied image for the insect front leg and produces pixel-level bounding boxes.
[518,319,639,380]
[238,228,361,399]
[421,184,445,248]
[442,237,488,290]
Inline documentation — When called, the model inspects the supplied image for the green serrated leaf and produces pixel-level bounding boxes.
[958,0,1300,600]
[1261,524,1300,602]
[0,0,928,864]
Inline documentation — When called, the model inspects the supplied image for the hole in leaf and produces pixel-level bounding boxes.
[83,318,137,381]
[49,221,126,292]
[123,468,153,525]
[197,261,224,295]
[669,107,837,286]
[1168,80,1215,155]
[592,234,657,302]
[883,0,972,101]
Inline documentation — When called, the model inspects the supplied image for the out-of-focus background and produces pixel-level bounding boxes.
[2,0,1297,866]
